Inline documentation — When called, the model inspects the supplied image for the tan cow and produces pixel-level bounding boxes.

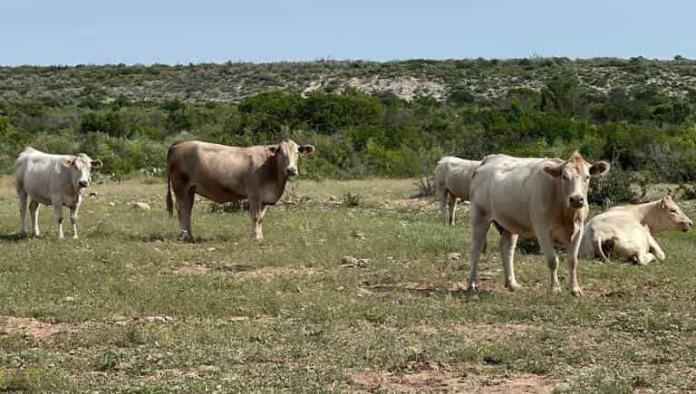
[434,156,481,226]
[166,139,315,241]
[580,196,692,264]
[468,152,609,295]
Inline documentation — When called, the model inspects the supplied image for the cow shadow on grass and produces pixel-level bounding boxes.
[362,283,494,300]
[128,232,217,244]
[0,232,29,243]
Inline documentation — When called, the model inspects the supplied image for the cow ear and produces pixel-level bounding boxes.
[590,161,610,177]
[267,145,279,156]
[299,145,315,156]
[91,159,103,169]
[543,164,563,178]
[660,196,670,208]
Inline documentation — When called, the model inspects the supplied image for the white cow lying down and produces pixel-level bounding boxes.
[434,156,481,226]
[580,196,692,264]
[15,147,102,239]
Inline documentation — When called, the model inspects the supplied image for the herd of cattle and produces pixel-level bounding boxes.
[435,154,692,295]
[12,140,693,296]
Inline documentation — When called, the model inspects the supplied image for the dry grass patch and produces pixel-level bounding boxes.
[416,323,543,343]
[0,316,83,340]
[350,363,559,393]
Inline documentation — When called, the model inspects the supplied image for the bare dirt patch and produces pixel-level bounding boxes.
[172,262,317,279]
[0,316,81,340]
[362,282,468,297]
[173,263,210,275]
[350,363,558,393]
[234,265,317,279]
[379,197,439,212]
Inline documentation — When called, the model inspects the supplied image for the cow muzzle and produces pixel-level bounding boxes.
[287,167,298,176]
[682,221,693,232]
[78,180,89,188]
[568,195,585,209]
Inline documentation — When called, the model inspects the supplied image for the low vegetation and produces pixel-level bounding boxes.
[1,58,696,191]
[0,177,695,392]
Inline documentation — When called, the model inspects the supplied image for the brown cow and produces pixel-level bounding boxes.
[468,152,609,295]
[166,140,315,241]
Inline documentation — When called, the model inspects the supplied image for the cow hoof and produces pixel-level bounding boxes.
[505,282,522,292]
[551,286,562,293]
[570,288,583,297]
[179,231,194,243]
[73,235,79,240]
[466,284,478,293]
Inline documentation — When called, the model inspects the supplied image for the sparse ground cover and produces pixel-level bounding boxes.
[1,177,695,392]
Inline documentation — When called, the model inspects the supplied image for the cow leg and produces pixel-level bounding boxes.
[566,224,584,296]
[175,185,195,242]
[646,233,666,261]
[249,199,265,241]
[535,229,561,292]
[448,194,458,226]
[636,252,656,265]
[17,188,28,234]
[499,230,521,291]
[69,203,81,239]
[439,190,449,225]
[52,203,65,239]
[29,200,40,237]
[468,209,491,292]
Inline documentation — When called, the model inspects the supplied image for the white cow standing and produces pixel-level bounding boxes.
[580,196,692,264]
[434,156,481,226]
[468,152,609,295]
[15,147,102,239]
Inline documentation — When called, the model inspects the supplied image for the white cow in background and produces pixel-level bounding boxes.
[15,147,102,239]
[434,156,481,226]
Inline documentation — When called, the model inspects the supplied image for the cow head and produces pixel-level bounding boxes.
[656,195,692,232]
[544,151,610,210]
[267,139,315,177]
[62,154,103,190]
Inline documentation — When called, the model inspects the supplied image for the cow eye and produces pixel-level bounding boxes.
[670,209,678,214]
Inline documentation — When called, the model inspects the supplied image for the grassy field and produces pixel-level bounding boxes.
[0,176,695,393]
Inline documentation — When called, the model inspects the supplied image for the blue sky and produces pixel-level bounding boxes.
[1,0,694,65]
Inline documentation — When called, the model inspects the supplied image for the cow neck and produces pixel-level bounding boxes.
[62,157,79,196]
[563,204,586,228]
[266,152,288,201]
[634,200,668,232]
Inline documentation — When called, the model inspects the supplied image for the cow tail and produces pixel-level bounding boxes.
[595,236,609,262]
[166,173,174,217]
[165,144,175,217]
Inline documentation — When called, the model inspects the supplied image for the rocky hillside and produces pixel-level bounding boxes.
[1,57,695,104]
